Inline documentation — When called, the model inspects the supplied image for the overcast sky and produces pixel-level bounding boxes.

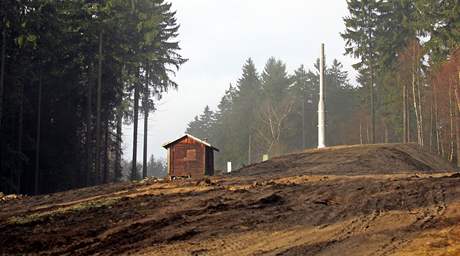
[122,0,356,162]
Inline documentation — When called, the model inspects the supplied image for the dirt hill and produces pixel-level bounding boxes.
[234,143,455,177]
[1,144,459,256]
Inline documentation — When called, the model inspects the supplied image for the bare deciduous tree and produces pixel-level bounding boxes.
[256,98,294,157]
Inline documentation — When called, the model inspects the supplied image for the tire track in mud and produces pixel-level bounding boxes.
[226,179,385,255]
[51,177,451,256]
[244,179,388,256]
[302,181,386,255]
[2,142,457,256]
[275,178,448,256]
[373,180,448,256]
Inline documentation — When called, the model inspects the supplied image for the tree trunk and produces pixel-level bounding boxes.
[17,81,24,193]
[456,87,460,168]
[370,65,375,144]
[417,67,424,147]
[114,107,122,181]
[403,81,408,143]
[457,72,460,111]
[86,67,93,186]
[457,72,460,167]
[35,73,42,195]
[384,122,389,143]
[95,30,103,184]
[449,81,455,162]
[411,44,422,146]
[0,16,6,176]
[407,91,411,143]
[367,14,375,144]
[429,89,434,152]
[433,84,441,156]
[103,119,109,183]
[142,106,148,179]
[248,133,252,164]
[366,122,370,144]
[0,16,6,131]
[131,68,140,180]
[302,97,306,148]
[359,119,363,144]
[142,64,149,179]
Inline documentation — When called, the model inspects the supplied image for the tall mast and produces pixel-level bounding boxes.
[318,43,326,148]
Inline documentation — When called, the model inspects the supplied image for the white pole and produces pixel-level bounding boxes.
[227,162,232,173]
[318,43,326,149]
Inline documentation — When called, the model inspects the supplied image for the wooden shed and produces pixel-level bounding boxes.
[163,134,219,178]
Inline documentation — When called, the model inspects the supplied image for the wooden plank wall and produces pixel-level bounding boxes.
[169,137,205,177]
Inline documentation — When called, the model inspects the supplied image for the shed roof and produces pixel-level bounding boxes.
[162,134,219,151]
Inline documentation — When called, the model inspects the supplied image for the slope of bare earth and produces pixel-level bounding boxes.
[1,144,459,256]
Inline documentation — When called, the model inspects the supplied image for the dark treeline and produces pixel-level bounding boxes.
[120,154,167,180]
[187,0,459,170]
[0,0,185,195]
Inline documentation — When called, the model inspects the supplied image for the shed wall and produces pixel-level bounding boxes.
[205,147,214,176]
[169,137,205,177]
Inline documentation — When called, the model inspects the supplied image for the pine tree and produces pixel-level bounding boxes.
[342,0,382,144]
[257,57,294,156]
[415,0,460,64]
[287,65,317,149]
[0,0,186,194]
[212,85,238,169]
[232,58,261,164]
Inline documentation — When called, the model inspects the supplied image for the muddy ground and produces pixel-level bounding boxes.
[1,144,460,256]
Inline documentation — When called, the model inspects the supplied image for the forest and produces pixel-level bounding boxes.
[0,0,459,195]
[1,1,460,255]
[0,0,185,195]
[186,0,460,170]
[186,58,359,170]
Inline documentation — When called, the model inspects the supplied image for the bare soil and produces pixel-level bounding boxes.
[1,144,460,256]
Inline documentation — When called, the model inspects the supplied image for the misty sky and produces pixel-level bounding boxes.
[122,0,356,162]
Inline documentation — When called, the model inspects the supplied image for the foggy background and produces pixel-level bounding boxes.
[122,0,356,161]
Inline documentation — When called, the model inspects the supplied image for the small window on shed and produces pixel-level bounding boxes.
[185,149,196,161]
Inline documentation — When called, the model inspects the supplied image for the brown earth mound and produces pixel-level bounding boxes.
[0,144,459,256]
[233,143,455,177]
